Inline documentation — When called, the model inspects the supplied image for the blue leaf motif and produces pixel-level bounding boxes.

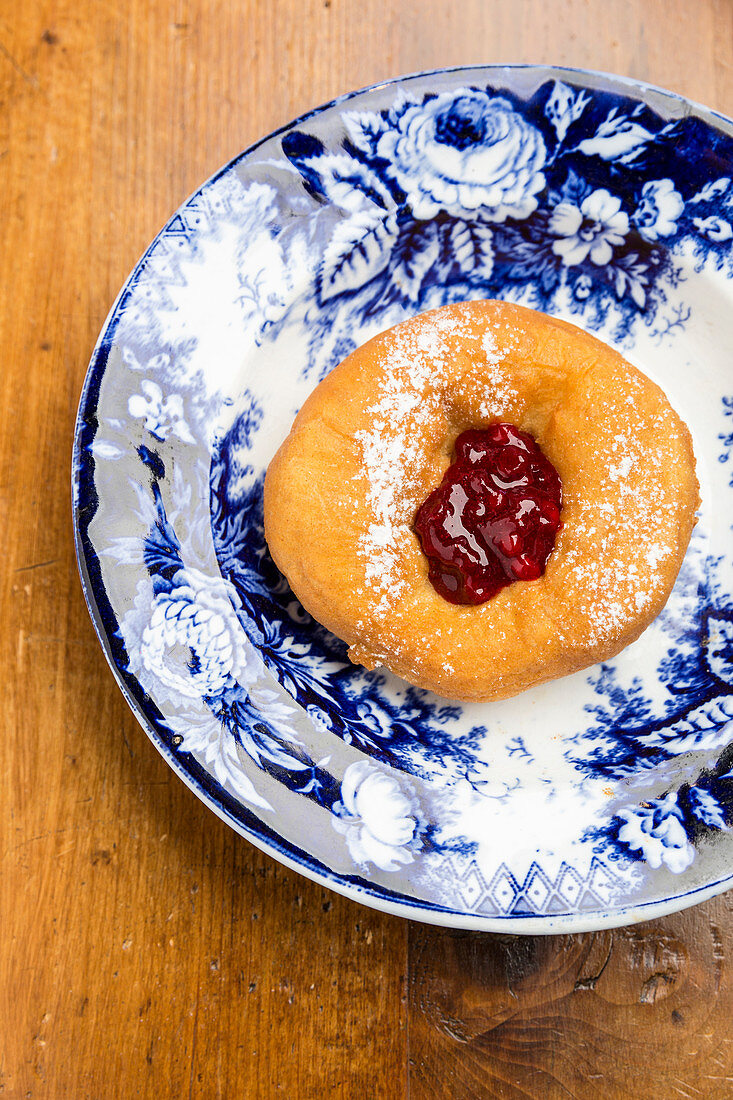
[343,109,389,157]
[90,439,125,461]
[610,252,648,308]
[103,536,146,566]
[391,221,441,302]
[449,219,494,280]
[689,178,731,204]
[302,153,394,212]
[320,211,398,301]
[559,168,591,207]
[143,481,183,583]
[495,222,559,292]
[688,787,728,830]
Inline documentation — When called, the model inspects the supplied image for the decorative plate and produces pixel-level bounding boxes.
[73,66,733,932]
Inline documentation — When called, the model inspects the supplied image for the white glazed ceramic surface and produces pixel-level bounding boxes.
[73,67,733,932]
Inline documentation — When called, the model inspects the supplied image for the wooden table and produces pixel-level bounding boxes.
[3,2,733,1096]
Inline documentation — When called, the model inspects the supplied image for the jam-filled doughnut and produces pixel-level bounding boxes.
[264,301,699,702]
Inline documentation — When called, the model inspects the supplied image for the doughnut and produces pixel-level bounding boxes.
[264,300,699,701]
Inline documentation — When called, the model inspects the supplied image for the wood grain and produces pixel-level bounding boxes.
[408,901,733,1098]
[1,0,733,1096]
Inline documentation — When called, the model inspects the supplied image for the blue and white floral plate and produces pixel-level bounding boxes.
[73,66,733,932]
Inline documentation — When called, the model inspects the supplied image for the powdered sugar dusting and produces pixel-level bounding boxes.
[355,311,463,618]
[477,328,521,419]
[609,454,633,481]
[556,403,681,648]
[482,329,501,366]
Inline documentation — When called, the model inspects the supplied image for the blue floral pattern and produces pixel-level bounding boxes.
[73,67,733,931]
[272,77,733,347]
[374,90,547,220]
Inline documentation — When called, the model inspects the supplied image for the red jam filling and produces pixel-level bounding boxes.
[413,424,563,605]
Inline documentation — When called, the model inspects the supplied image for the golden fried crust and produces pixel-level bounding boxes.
[264,300,699,701]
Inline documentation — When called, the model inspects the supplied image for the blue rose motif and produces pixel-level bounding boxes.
[633,179,684,241]
[332,760,419,871]
[377,89,546,221]
[139,567,257,699]
[615,792,694,873]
